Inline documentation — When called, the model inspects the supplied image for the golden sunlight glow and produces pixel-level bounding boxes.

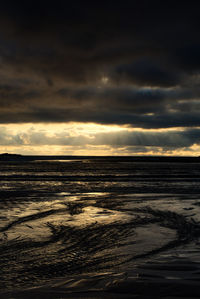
[101,76,109,84]
[3,122,126,135]
[0,122,199,156]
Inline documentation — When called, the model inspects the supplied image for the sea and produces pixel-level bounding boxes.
[1,156,200,296]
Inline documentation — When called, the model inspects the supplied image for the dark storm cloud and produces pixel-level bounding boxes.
[0,1,199,82]
[175,45,200,73]
[0,84,40,102]
[0,1,200,130]
[56,86,166,112]
[0,83,200,128]
[111,59,181,87]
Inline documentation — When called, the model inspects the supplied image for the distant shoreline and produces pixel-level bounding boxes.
[0,153,200,162]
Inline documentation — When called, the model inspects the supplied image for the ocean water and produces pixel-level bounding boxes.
[1,157,200,291]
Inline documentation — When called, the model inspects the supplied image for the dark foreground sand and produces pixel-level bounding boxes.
[2,261,200,299]
[2,279,200,299]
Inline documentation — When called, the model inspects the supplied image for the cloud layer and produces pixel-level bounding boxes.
[0,1,200,154]
[0,123,200,156]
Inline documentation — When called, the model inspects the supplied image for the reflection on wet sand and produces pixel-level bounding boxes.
[1,191,200,292]
[1,159,200,297]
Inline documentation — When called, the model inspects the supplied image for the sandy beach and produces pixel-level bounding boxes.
[1,158,200,298]
[2,265,200,299]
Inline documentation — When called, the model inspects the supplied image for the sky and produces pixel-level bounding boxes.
[1,1,200,156]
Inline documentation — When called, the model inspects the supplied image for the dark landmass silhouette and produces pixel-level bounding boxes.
[0,153,200,163]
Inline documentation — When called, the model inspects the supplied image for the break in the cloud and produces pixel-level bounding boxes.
[0,1,200,154]
[0,123,200,156]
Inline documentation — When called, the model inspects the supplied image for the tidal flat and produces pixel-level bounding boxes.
[1,157,200,298]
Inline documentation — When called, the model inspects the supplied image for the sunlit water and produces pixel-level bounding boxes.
[1,158,200,290]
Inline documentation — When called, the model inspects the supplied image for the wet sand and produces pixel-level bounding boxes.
[1,158,200,297]
[2,265,200,299]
